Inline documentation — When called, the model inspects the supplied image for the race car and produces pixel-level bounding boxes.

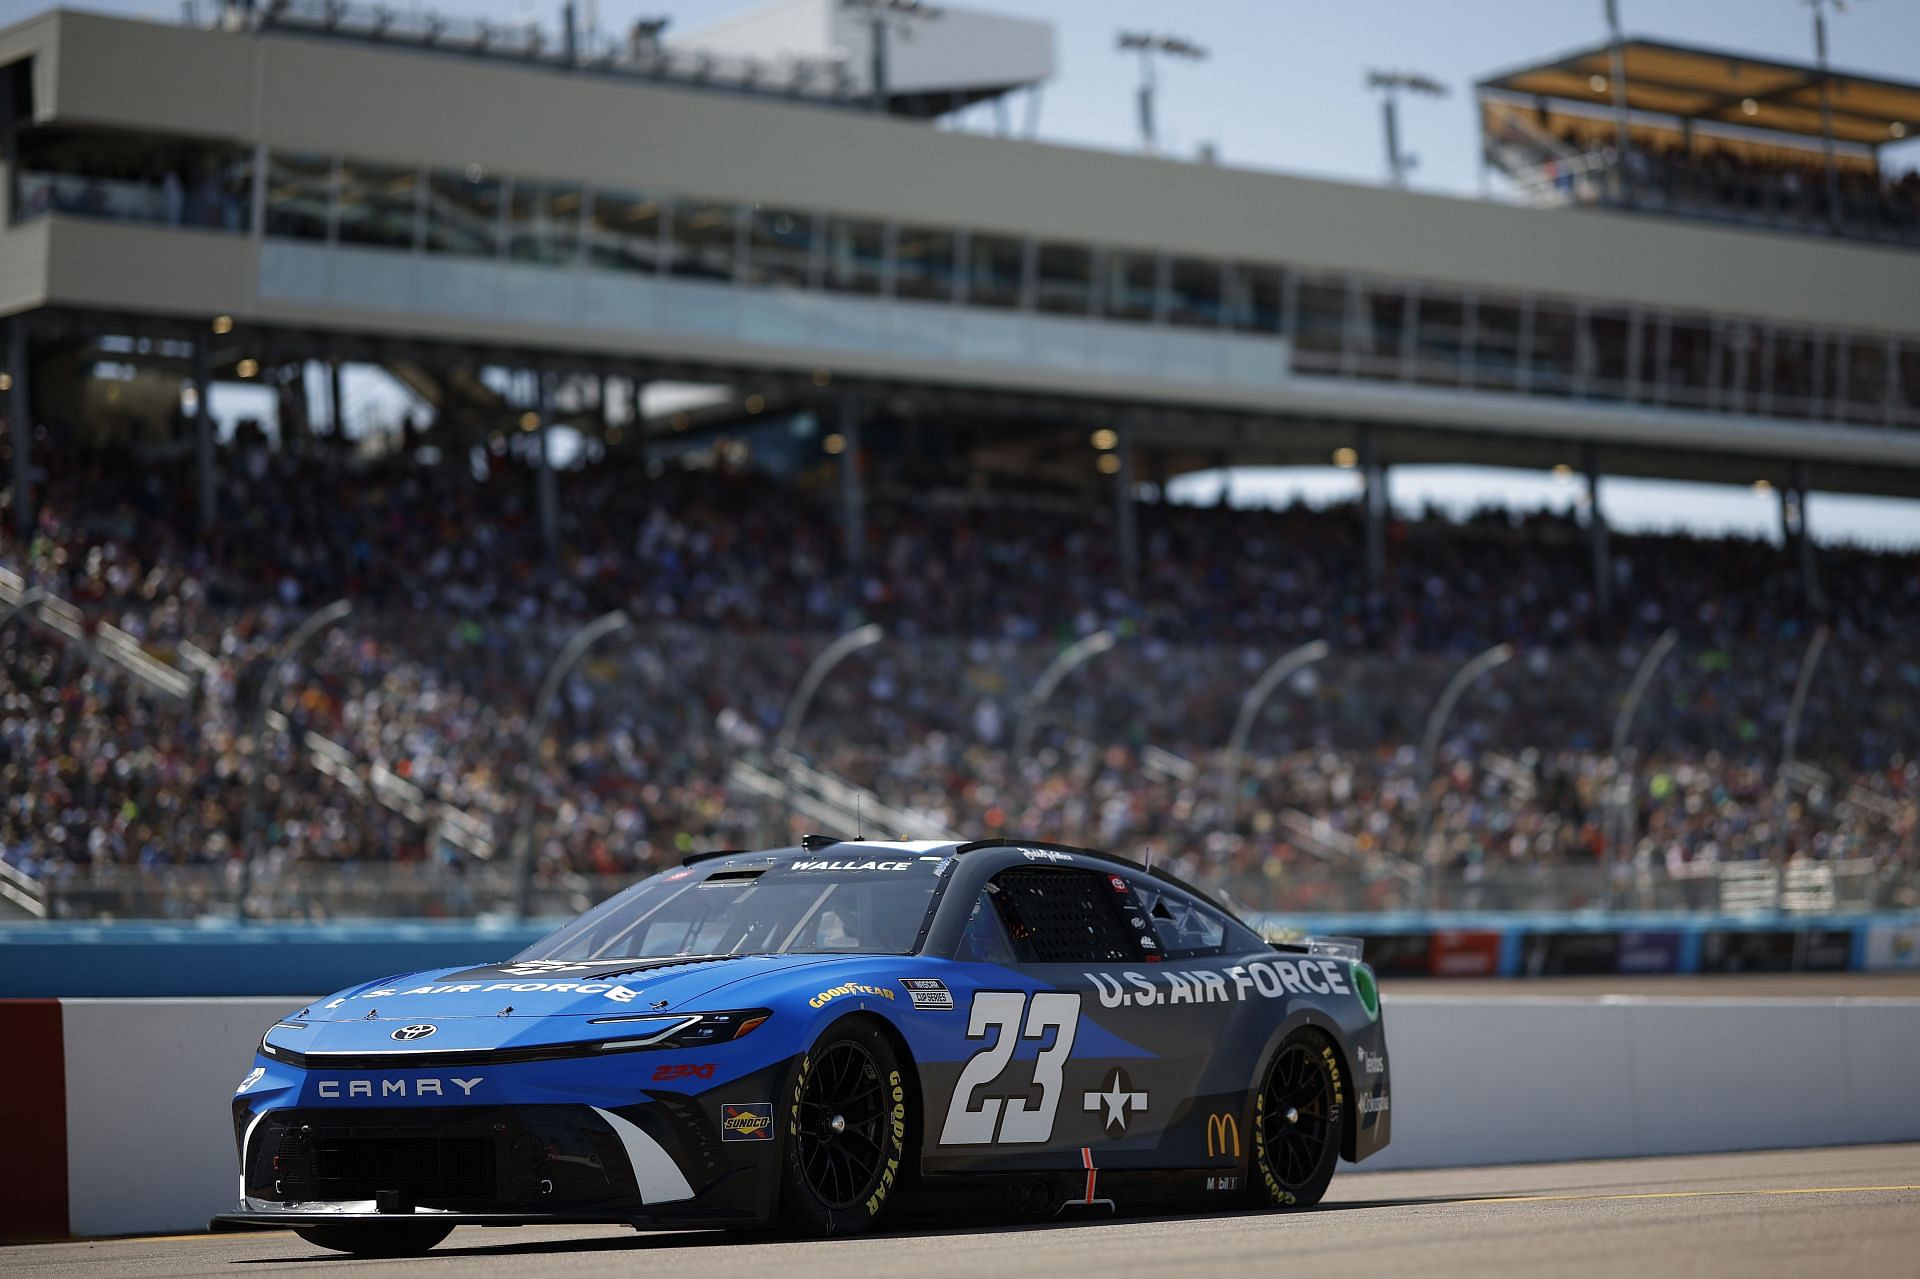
[216,837,1391,1255]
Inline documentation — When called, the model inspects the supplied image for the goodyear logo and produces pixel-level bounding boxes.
[808,982,897,1009]
[722,1102,774,1142]
[1206,1111,1241,1158]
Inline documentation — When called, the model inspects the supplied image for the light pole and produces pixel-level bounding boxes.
[1117,31,1207,153]
[513,609,631,919]
[776,622,885,835]
[237,599,352,920]
[842,0,942,115]
[1221,639,1332,828]
[1011,629,1118,765]
[1603,627,1678,910]
[1806,0,1844,230]
[1415,641,1514,909]
[1365,70,1448,188]
[1775,623,1831,861]
[1602,0,1634,204]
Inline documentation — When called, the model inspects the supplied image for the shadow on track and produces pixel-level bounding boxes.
[230,1197,1468,1266]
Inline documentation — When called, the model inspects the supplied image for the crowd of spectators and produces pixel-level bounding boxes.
[2,436,1916,917]
[1541,127,1920,243]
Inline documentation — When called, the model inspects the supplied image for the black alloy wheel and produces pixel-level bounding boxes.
[795,1039,889,1208]
[779,1018,909,1235]
[1251,1028,1344,1209]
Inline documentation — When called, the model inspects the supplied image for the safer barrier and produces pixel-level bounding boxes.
[4,913,1917,999]
[4,993,1918,1239]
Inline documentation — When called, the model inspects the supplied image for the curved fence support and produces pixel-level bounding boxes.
[775,622,885,837]
[1011,629,1119,765]
[1603,627,1680,910]
[1220,639,1332,828]
[1416,641,1515,910]
[513,610,632,919]
[237,599,353,920]
[1774,623,1831,862]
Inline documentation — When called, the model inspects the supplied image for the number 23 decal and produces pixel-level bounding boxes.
[939,991,1081,1145]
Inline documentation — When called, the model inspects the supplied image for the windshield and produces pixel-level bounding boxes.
[514,859,948,963]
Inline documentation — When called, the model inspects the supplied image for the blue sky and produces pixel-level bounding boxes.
[12,0,1920,545]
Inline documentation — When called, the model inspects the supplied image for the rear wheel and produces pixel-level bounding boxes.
[293,1223,454,1256]
[1250,1028,1345,1209]
[778,1018,909,1235]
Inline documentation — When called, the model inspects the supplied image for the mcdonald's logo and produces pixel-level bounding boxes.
[1206,1111,1240,1158]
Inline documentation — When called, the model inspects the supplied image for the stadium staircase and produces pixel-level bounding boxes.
[0,566,497,918]
[382,360,518,433]
[729,753,963,844]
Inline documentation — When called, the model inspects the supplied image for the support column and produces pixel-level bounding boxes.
[328,356,346,437]
[536,369,558,555]
[627,377,649,464]
[1358,426,1387,588]
[839,393,866,577]
[192,332,215,538]
[1786,463,1822,613]
[1114,417,1139,594]
[1584,443,1611,615]
[8,319,29,542]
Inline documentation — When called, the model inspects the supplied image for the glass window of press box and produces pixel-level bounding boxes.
[336,161,419,251]
[508,182,583,264]
[746,206,815,287]
[12,126,252,231]
[425,168,502,257]
[585,190,664,272]
[14,132,1916,432]
[670,199,740,281]
[823,216,886,295]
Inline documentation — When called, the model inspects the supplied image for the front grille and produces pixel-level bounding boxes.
[251,1107,636,1208]
[283,1126,495,1201]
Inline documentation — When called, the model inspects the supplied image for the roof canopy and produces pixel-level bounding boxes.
[1477,38,1920,150]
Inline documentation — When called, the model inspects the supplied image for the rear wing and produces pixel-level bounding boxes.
[1263,928,1365,962]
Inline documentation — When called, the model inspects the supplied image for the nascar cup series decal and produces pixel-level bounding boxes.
[898,977,955,1010]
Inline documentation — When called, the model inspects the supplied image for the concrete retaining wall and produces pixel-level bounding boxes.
[4,994,1918,1239]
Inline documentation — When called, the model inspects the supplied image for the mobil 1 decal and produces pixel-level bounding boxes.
[1086,957,1352,1007]
[939,991,1081,1145]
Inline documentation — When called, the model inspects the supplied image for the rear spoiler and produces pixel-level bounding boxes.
[1264,929,1365,962]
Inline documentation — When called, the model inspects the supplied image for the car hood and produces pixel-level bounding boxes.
[295,954,856,1024]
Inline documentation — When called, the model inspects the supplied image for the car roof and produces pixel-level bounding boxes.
[681,837,1255,933]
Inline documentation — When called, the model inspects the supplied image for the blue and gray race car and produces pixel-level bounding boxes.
[218,838,1391,1255]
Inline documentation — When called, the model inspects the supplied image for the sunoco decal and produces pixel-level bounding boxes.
[722,1102,775,1141]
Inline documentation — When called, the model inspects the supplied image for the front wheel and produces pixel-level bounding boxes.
[778,1017,910,1235]
[1250,1028,1345,1210]
[293,1222,454,1256]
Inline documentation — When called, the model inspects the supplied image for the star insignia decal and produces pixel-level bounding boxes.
[1082,1066,1149,1136]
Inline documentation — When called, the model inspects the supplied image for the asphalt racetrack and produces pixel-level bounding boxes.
[10,1143,1917,1278]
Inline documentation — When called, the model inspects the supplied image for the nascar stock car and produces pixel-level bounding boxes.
[217,837,1391,1255]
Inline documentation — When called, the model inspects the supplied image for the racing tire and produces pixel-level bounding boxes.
[778,1017,909,1236]
[292,1222,454,1256]
[1249,1027,1346,1210]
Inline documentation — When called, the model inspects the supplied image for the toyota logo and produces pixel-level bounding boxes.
[392,1024,438,1042]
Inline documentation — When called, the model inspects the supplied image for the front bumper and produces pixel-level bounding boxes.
[241,1104,644,1210]
[210,1208,646,1231]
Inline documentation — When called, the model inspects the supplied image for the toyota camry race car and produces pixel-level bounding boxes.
[217,838,1391,1255]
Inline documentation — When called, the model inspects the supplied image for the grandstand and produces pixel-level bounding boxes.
[0,1,1916,925]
